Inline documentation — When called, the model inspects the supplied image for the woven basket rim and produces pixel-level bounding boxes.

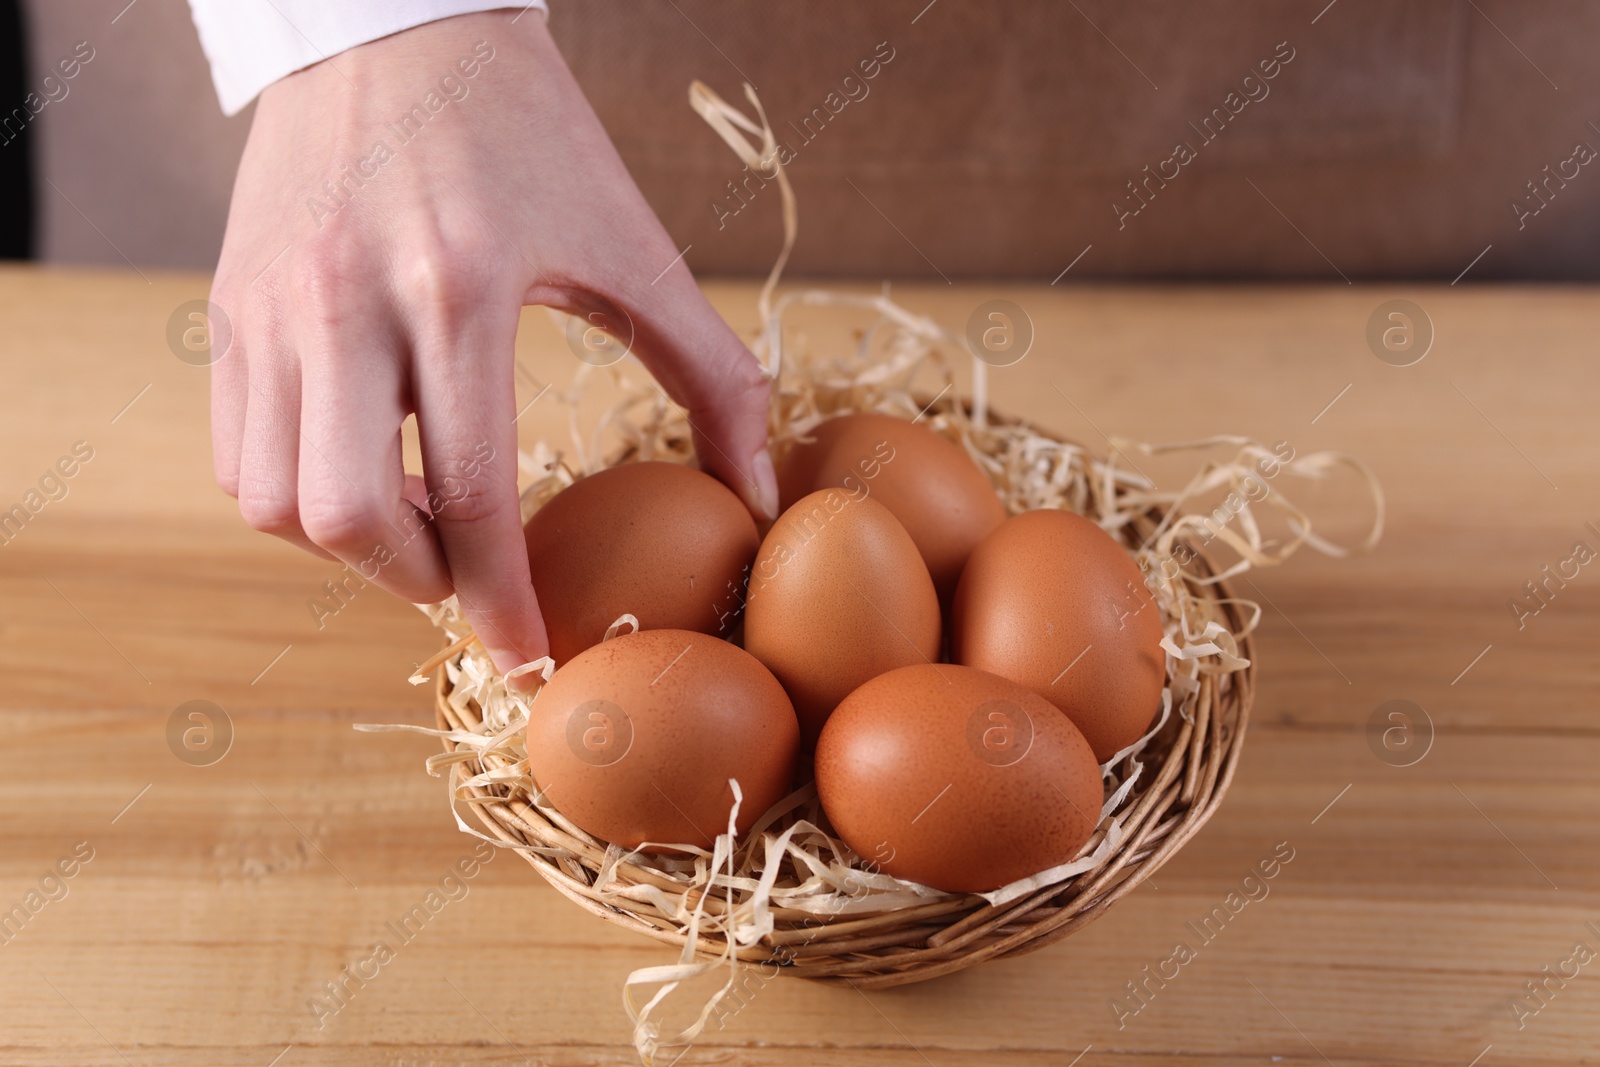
[428,409,1255,990]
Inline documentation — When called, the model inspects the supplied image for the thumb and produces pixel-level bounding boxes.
[577,262,778,521]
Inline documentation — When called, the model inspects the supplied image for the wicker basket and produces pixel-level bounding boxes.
[427,416,1255,990]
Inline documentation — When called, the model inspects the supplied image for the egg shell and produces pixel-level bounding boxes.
[743,488,941,747]
[951,509,1166,762]
[815,664,1103,893]
[525,629,799,850]
[778,413,1006,604]
[523,461,759,664]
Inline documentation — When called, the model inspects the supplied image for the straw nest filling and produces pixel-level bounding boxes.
[356,82,1384,1064]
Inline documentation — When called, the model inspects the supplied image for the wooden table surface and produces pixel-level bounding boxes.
[2,267,1597,1067]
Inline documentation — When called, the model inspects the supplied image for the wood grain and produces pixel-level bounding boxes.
[1,267,1597,1066]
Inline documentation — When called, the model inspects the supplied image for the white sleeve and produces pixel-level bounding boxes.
[187,1,548,116]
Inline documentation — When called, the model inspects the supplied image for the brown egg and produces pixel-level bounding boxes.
[951,510,1166,763]
[778,413,1006,603]
[771,418,842,503]
[523,461,759,664]
[526,629,799,850]
[743,488,940,747]
[815,664,1103,893]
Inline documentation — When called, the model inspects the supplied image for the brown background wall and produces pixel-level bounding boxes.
[21,0,1600,280]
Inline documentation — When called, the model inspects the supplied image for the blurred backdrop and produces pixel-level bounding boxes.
[7,0,1600,279]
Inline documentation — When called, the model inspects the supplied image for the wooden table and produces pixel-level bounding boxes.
[2,268,1596,1066]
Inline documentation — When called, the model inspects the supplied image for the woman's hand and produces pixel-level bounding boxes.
[209,10,776,675]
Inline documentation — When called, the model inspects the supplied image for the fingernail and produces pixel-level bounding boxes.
[749,449,780,521]
[490,647,544,694]
[505,663,543,694]
[487,645,525,678]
